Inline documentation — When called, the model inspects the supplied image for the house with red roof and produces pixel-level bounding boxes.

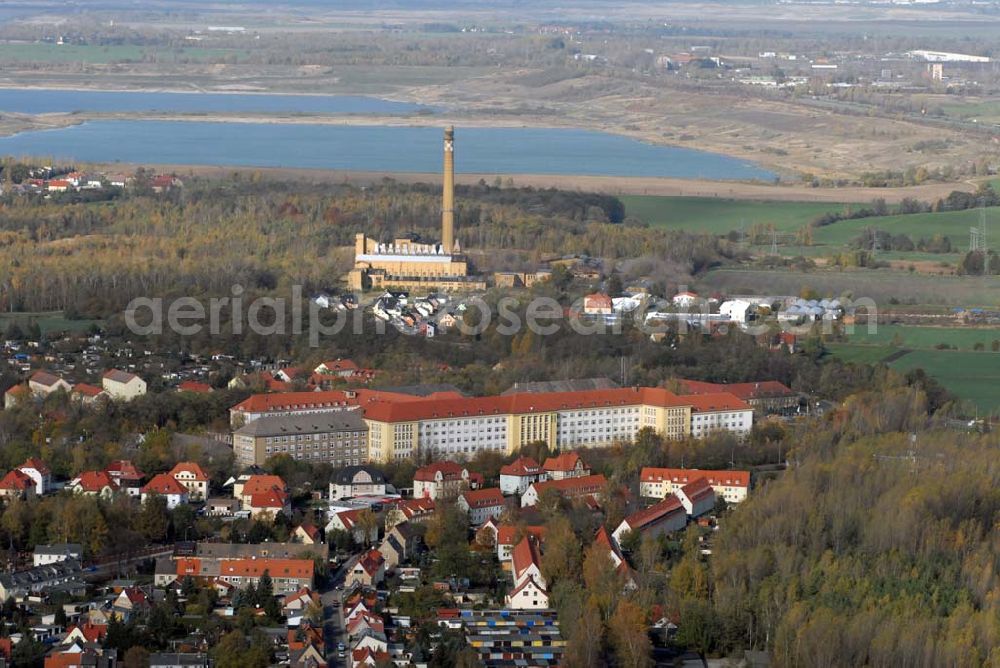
[612,494,687,547]
[413,461,470,500]
[347,549,385,588]
[3,384,30,409]
[68,470,117,498]
[640,467,750,504]
[70,383,107,405]
[282,586,321,618]
[294,522,322,545]
[63,622,107,645]
[457,487,506,526]
[583,293,613,315]
[0,469,36,500]
[177,380,213,394]
[495,525,546,562]
[314,358,360,377]
[141,473,189,509]
[676,477,716,518]
[521,473,607,508]
[168,461,209,500]
[237,474,290,519]
[677,392,753,438]
[542,452,590,480]
[104,460,145,497]
[112,586,149,622]
[385,498,436,529]
[499,456,544,495]
[506,536,548,610]
[326,507,379,544]
[17,457,51,496]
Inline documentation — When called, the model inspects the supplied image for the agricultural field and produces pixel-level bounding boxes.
[889,350,1000,414]
[846,324,1000,351]
[810,207,994,248]
[0,311,102,336]
[697,268,1000,306]
[622,195,845,235]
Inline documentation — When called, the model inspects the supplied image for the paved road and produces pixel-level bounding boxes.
[322,553,360,667]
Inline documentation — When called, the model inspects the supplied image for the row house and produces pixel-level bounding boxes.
[611,495,687,548]
[520,474,608,508]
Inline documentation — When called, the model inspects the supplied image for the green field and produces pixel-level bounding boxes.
[826,343,895,365]
[0,43,244,65]
[697,268,1000,306]
[890,350,1000,414]
[811,208,993,248]
[847,324,1000,351]
[0,312,102,336]
[622,196,845,235]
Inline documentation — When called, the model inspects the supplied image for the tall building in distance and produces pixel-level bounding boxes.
[347,126,486,292]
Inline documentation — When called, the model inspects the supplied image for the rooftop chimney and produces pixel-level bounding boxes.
[441,126,455,253]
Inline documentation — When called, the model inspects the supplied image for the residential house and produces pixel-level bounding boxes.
[412,461,470,500]
[457,488,506,526]
[158,557,314,595]
[520,474,607,508]
[346,550,385,588]
[112,586,149,622]
[495,525,546,563]
[611,495,687,548]
[282,587,321,619]
[377,522,419,571]
[672,291,700,308]
[69,470,119,498]
[28,370,72,397]
[4,384,30,409]
[101,369,147,401]
[384,498,435,529]
[329,465,387,501]
[583,293,613,315]
[141,473,189,509]
[177,380,212,394]
[237,475,290,519]
[542,452,590,480]
[0,469,36,500]
[71,383,107,405]
[639,467,750,504]
[33,544,82,567]
[499,456,543,496]
[293,523,322,545]
[676,477,716,518]
[0,560,84,601]
[17,458,51,496]
[326,508,378,545]
[506,536,548,610]
[204,497,240,517]
[105,460,145,497]
[314,359,360,377]
[168,462,209,500]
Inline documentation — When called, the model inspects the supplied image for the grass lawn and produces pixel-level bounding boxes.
[622,196,846,235]
[826,343,895,365]
[0,311,102,336]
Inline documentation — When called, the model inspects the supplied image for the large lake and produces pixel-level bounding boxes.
[0,88,431,115]
[0,121,776,180]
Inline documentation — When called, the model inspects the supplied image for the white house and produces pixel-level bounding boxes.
[505,575,549,610]
[140,473,189,509]
[329,466,387,501]
[102,369,147,401]
[17,458,51,496]
[719,299,754,325]
[676,478,716,518]
[456,488,506,526]
[33,544,82,567]
[611,495,687,548]
[499,456,543,496]
[168,462,209,501]
[672,291,700,309]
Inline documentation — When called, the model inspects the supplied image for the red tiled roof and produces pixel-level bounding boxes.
[29,370,64,387]
[395,498,435,518]
[19,457,50,475]
[594,526,629,574]
[106,460,144,481]
[71,383,104,397]
[169,461,209,481]
[511,536,542,579]
[530,473,607,498]
[220,558,314,579]
[231,388,428,414]
[178,380,212,393]
[680,477,714,502]
[413,461,465,482]
[496,525,546,546]
[508,574,547,598]
[283,586,318,606]
[676,392,751,413]
[175,558,203,577]
[241,474,288,498]
[542,452,585,473]
[297,523,321,542]
[355,549,385,576]
[320,359,359,372]
[640,467,749,488]
[622,495,685,531]
[118,586,148,606]
[679,379,794,401]
[73,470,117,493]
[142,473,188,496]
[360,387,692,423]
[460,487,505,509]
[249,489,287,509]
[499,456,541,477]
[65,622,107,644]
[584,293,613,307]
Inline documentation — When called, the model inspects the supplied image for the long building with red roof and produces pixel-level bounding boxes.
[230,385,752,464]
